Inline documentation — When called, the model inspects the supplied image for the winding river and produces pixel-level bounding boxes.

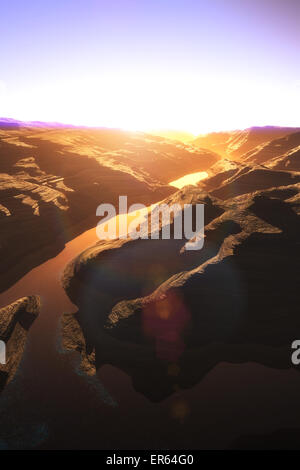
[1,171,300,450]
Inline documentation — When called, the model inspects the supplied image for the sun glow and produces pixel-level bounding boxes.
[1,70,299,135]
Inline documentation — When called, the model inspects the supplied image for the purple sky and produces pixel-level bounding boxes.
[0,0,299,132]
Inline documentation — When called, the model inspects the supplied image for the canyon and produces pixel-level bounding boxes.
[0,121,300,449]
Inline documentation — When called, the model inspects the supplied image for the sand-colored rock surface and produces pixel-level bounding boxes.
[193,126,299,159]
[0,296,40,392]
[265,146,300,172]
[197,158,300,200]
[240,131,300,166]
[209,167,300,200]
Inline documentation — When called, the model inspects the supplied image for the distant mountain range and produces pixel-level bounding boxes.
[193,125,300,160]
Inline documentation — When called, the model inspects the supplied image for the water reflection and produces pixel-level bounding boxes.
[170,171,208,189]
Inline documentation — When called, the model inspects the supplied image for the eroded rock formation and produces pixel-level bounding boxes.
[61,175,300,401]
[0,296,40,392]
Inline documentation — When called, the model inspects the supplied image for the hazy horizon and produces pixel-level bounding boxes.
[1,115,300,138]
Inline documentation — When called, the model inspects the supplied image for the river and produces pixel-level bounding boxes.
[0,172,300,449]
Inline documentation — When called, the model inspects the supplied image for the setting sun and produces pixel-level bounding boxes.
[1,72,299,134]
